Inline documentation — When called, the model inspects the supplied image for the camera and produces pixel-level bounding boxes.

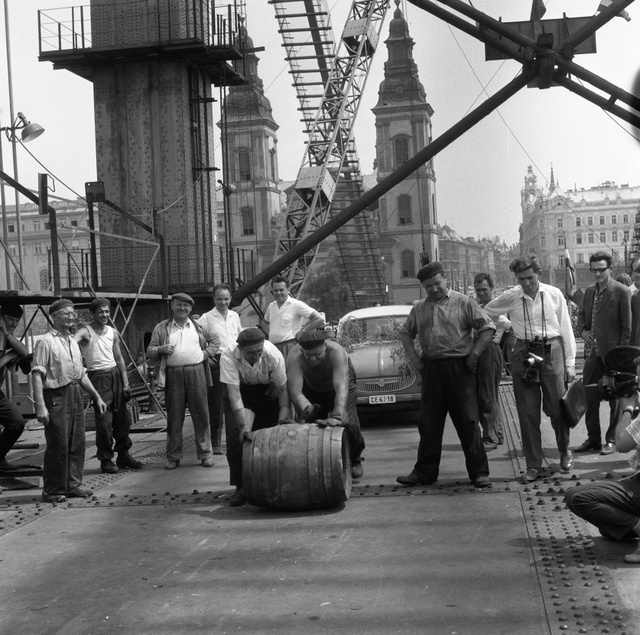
[597,371,639,401]
[523,352,544,383]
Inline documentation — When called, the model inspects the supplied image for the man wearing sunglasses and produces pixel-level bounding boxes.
[575,251,632,455]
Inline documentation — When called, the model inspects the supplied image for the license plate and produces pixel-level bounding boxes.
[368,394,396,404]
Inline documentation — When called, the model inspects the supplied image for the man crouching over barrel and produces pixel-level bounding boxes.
[220,327,291,507]
[287,330,365,479]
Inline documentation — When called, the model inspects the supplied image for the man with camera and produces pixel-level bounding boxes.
[485,255,576,483]
[575,252,631,455]
[565,389,640,564]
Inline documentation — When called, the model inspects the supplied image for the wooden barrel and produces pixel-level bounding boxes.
[242,423,352,511]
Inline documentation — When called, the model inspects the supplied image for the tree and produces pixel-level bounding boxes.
[300,250,356,322]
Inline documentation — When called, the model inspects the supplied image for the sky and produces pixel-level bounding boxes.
[1,0,639,247]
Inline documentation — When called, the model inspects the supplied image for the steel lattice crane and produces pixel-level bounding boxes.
[270,0,389,300]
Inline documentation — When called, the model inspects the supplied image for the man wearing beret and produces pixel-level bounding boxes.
[75,298,143,474]
[33,299,107,503]
[397,261,493,489]
[148,292,220,470]
[262,275,325,359]
[0,302,32,471]
[287,330,365,478]
[220,327,291,506]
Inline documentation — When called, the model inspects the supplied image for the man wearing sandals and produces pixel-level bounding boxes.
[565,390,640,564]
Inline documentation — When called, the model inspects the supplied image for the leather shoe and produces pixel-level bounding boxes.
[574,439,602,453]
[201,458,215,468]
[473,475,491,488]
[66,487,93,498]
[101,459,118,474]
[0,458,20,471]
[42,492,66,503]
[600,442,616,455]
[351,463,363,479]
[117,452,144,470]
[164,459,180,470]
[560,451,574,472]
[396,470,434,486]
[521,468,540,483]
[229,489,247,507]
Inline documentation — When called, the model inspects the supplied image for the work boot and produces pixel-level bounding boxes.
[117,452,144,470]
[101,459,118,474]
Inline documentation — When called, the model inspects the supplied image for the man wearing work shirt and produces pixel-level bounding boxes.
[396,261,494,489]
[485,255,576,483]
[262,275,325,358]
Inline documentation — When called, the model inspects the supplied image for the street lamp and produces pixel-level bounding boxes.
[0,112,45,287]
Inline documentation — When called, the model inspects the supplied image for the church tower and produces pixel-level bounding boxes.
[372,0,438,304]
[220,20,281,294]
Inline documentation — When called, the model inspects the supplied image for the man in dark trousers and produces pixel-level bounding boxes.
[396,261,493,489]
[286,330,365,479]
[575,251,631,455]
[0,302,31,470]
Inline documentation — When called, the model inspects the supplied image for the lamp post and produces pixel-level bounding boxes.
[0,112,45,288]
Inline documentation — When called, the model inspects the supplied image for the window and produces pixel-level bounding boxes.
[558,255,565,267]
[397,195,412,225]
[217,220,223,229]
[8,245,16,256]
[576,217,581,227]
[599,215,605,225]
[238,150,251,181]
[34,244,42,255]
[540,237,546,247]
[557,218,563,228]
[611,215,617,224]
[576,233,582,245]
[68,268,81,287]
[13,271,23,291]
[393,137,409,167]
[39,269,50,291]
[241,206,255,236]
[269,149,277,181]
[624,230,630,241]
[612,231,618,242]
[557,235,566,247]
[8,224,14,233]
[587,216,593,226]
[588,234,595,244]
[401,250,415,277]
[623,214,629,224]
[33,221,40,231]
[577,253,584,264]
[599,232,606,243]
[71,220,78,227]
[44,222,50,230]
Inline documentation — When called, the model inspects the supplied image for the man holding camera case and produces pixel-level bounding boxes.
[485,255,576,483]
[575,252,632,455]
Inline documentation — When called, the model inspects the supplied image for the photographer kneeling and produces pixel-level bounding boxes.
[565,389,640,564]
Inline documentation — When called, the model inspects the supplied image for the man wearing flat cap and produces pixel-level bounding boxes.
[75,298,143,474]
[33,299,107,503]
[147,292,220,470]
[397,261,494,489]
[287,330,365,478]
[220,327,291,506]
[0,301,32,471]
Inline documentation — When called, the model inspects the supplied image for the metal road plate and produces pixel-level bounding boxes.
[368,394,396,404]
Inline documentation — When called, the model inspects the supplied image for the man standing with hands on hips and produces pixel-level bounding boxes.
[485,255,576,483]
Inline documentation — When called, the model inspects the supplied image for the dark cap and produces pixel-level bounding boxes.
[50,298,74,315]
[0,301,23,319]
[236,327,265,348]
[295,329,326,350]
[171,292,194,305]
[417,261,445,282]
[89,297,111,312]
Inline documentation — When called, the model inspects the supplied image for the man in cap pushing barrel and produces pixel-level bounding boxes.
[75,297,143,474]
[220,327,291,507]
[286,330,365,479]
[0,301,32,471]
[33,299,107,503]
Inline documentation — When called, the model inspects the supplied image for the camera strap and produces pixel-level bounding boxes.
[522,291,547,343]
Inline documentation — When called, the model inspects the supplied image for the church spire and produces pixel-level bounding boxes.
[549,163,556,192]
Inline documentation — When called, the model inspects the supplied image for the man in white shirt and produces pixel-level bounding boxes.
[197,283,242,454]
[220,327,291,507]
[262,275,324,358]
[565,390,640,564]
[147,292,220,470]
[485,255,576,483]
